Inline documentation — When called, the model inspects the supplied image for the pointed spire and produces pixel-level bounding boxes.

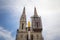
[23,7,25,14]
[21,7,26,19]
[34,7,38,17]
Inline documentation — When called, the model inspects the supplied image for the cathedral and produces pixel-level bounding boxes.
[16,7,43,40]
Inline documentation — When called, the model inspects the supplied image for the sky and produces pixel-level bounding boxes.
[0,0,60,40]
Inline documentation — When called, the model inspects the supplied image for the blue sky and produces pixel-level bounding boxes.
[0,0,60,40]
[0,6,18,40]
[0,0,20,39]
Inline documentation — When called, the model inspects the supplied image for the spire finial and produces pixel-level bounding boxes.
[34,7,38,17]
[20,7,26,20]
[23,7,25,14]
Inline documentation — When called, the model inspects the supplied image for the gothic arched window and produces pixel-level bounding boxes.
[36,22,38,28]
[27,35,28,40]
[31,35,33,40]
[37,35,39,40]
[22,23,24,29]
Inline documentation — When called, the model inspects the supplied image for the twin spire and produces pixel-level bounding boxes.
[21,7,38,18]
[21,7,38,27]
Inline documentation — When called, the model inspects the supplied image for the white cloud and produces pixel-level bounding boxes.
[0,26,15,40]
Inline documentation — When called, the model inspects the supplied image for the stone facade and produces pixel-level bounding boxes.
[16,7,43,40]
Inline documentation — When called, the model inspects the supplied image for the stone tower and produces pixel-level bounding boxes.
[16,7,43,40]
[31,7,42,32]
[19,7,26,31]
[31,7,43,40]
[16,7,27,40]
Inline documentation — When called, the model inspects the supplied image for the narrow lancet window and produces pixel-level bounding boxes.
[31,35,33,40]
[22,23,24,29]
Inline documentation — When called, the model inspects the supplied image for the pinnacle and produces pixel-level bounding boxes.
[21,7,26,18]
[34,7,38,17]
